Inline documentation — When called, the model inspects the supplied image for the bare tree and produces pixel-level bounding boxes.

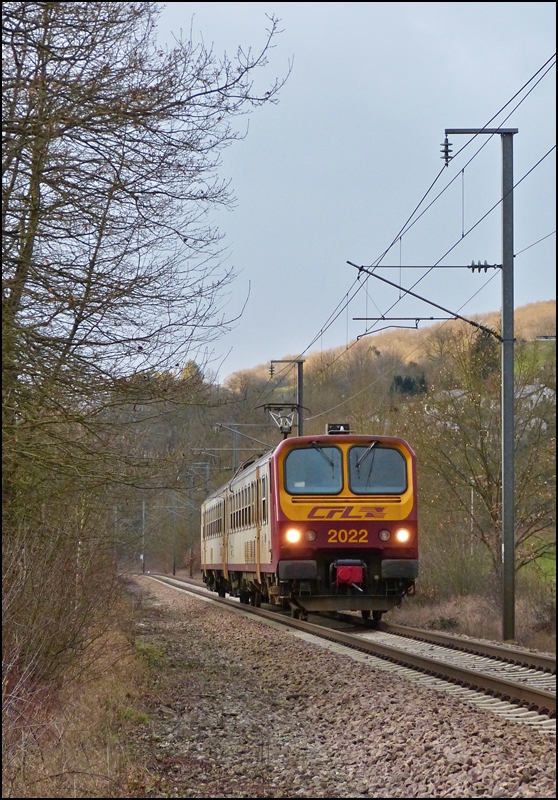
[402,327,556,580]
[2,0,288,720]
[3,1,288,412]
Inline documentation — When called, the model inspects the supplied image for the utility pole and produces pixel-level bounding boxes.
[445,128,518,641]
[171,490,177,576]
[189,472,194,578]
[349,129,518,641]
[297,359,304,436]
[232,427,239,472]
[142,499,146,573]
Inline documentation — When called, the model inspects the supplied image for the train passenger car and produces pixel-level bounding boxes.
[201,430,418,621]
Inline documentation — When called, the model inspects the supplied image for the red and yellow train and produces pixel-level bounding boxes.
[201,429,418,620]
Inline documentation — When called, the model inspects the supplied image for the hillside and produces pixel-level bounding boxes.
[240,301,555,380]
[333,299,556,365]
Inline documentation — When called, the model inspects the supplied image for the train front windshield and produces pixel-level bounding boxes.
[348,445,407,494]
[284,443,408,496]
[284,445,343,494]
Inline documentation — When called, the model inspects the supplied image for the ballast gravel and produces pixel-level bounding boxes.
[125,576,555,798]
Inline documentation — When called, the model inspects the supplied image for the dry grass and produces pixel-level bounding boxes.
[391,592,556,654]
[2,599,149,799]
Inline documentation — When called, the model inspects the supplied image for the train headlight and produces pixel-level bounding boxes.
[378,529,391,542]
[395,528,410,543]
[305,530,317,542]
[286,529,301,543]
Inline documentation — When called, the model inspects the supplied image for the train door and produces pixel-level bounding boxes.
[222,487,230,582]
[255,468,261,583]
[201,506,207,577]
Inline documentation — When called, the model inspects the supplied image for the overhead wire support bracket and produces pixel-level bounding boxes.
[354,317,454,336]
[347,260,502,342]
[354,317,455,337]
[358,264,501,270]
[355,316,454,328]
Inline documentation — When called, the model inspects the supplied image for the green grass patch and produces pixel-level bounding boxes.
[536,552,556,582]
[119,707,151,725]
[134,640,167,668]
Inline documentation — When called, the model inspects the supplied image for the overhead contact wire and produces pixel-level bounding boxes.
[248,55,556,413]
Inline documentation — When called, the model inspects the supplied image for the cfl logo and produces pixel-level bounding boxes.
[308,506,386,520]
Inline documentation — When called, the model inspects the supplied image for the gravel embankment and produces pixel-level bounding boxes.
[125,576,555,799]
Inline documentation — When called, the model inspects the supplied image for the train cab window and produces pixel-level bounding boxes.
[284,446,343,494]
[348,445,407,494]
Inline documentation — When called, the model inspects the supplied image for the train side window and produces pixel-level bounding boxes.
[348,446,407,494]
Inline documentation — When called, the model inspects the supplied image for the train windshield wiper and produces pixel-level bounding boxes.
[311,441,334,468]
[356,441,377,469]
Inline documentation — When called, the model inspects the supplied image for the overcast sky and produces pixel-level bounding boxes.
[156,2,556,381]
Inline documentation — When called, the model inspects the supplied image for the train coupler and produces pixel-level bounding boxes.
[330,559,367,593]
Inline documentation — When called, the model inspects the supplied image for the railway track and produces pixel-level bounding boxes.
[146,574,556,730]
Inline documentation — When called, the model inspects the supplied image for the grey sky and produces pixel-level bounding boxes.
[156,2,556,381]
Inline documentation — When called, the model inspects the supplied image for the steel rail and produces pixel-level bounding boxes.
[379,621,556,674]
[331,612,556,673]
[146,575,556,717]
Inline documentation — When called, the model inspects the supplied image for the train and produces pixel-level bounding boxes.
[200,427,418,621]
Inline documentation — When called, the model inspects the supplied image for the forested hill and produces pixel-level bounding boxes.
[235,300,555,381]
